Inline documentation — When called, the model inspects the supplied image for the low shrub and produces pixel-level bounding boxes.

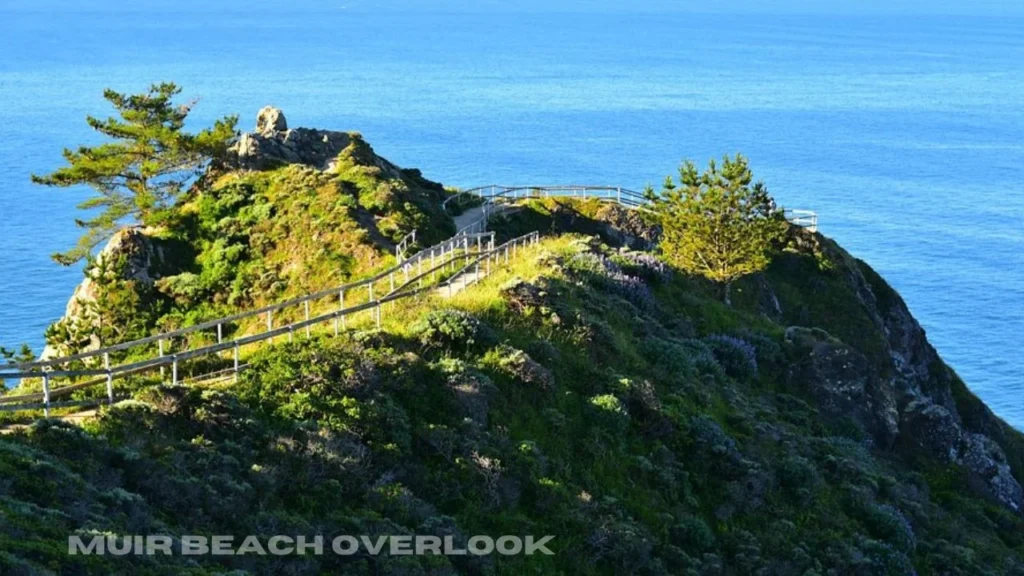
[412,309,496,355]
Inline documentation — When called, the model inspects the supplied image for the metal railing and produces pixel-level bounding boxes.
[784,209,818,233]
[445,185,815,236]
[0,230,537,415]
[2,182,817,416]
[395,230,417,262]
[445,186,651,237]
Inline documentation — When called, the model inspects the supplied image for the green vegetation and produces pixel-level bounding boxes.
[8,107,1024,574]
[2,231,1022,574]
[39,135,453,362]
[645,155,787,305]
[32,83,239,265]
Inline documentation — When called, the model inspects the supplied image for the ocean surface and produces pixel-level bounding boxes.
[0,8,1022,428]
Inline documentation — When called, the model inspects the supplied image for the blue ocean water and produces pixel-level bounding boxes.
[0,8,1022,427]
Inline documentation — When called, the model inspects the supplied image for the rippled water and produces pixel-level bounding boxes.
[0,7,1022,427]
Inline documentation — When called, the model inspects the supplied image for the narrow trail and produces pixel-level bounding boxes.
[452,205,486,233]
[436,270,486,299]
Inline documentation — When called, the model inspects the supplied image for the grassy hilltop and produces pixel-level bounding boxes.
[3,108,1024,574]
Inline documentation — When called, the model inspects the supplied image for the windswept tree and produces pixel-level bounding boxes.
[646,154,787,305]
[32,82,238,265]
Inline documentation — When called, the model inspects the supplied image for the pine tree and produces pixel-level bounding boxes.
[32,82,238,265]
[648,154,788,305]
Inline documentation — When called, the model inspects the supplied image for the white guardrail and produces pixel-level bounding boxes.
[1,184,817,416]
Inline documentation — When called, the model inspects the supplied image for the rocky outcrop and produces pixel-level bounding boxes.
[782,231,1024,515]
[901,399,1023,512]
[544,201,659,250]
[786,327,900,448]
[592,203,660,250]
[40,227,172,360]
[224,106,404,175]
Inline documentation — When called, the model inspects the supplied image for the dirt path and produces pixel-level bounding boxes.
[452,205,486,233]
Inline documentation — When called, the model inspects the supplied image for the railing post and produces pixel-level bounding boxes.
[368,283,375,326]
[158,338,165,378]
[233,342,240,383]
[375,303,382,328]
[172,356,179,386]
[42,372,50,418]
[304,300,311,338]
[340,289,346,331]
[216,322,224,360]
[104,352,113,404]
[267,310,274,344]
[288,326,294,344]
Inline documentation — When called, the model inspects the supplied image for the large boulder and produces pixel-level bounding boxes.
[899,399,963,461]
[786,327,900,448]
[256,105,287,135]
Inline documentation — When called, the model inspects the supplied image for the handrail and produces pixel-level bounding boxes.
[444,185,647,210]
[1,181,816,417]
[3,232,494,371]
[0,230,540,415]
[395,229,417,262]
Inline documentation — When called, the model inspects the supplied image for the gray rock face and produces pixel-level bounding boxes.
[899,399,963,461]
[901,399,1023,512]
[781,232,1024,515]
[787,328,900,448]
[960,432,1024,513]
[40,227,169,360]
[789,323,1024,512]
[225,107,404,175]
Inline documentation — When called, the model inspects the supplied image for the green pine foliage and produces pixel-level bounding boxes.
[31,83,238,265]
[645,154,788,304]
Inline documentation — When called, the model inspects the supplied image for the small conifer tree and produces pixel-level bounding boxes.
[32,82,238,265]
[645,154,787,304]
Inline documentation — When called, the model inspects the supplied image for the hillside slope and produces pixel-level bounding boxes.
[39,108,455,361]
[3,117,1023,574]
[2,221,1023,574]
